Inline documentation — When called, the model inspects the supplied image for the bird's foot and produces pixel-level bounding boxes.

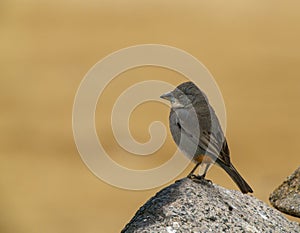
[187,174,196,179]
[187,174,212,184]
[188,174,204,180]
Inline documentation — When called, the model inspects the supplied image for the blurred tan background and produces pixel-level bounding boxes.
[1,1,300,232]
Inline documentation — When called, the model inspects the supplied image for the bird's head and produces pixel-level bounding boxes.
[160,81,205,109]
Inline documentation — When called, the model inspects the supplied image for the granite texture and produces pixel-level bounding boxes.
[269,166,300,218]
[122,178,300,233]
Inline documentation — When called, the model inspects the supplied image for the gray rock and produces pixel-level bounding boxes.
[269,166,300,218]
[122,178,300,233]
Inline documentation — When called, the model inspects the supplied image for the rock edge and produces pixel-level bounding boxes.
[122,178,300,233]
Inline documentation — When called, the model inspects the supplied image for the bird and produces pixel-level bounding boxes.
[160,81,253,193]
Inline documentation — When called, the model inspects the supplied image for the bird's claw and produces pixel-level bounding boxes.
[187,174,212,185]
[188,174,204,180]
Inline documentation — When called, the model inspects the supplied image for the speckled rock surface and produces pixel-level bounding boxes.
[269,166,300,218]
[122,178,300,233]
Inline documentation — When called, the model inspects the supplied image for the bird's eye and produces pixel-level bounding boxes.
[179,94,186,99]
[180,94,191,99]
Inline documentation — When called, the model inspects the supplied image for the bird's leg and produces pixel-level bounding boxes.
[196,163,210,179]
[187,162,201,179]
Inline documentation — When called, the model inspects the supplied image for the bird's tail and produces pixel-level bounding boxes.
[218,160,253,194]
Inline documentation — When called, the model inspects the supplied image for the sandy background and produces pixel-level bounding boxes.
[1,1,300,232]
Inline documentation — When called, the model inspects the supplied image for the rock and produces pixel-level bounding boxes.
[122,178,300,233]
[269,166,300,218]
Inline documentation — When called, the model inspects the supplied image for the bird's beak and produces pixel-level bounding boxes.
[160,91,174,101]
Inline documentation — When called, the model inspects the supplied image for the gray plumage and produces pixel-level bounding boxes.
[161,81,253,193]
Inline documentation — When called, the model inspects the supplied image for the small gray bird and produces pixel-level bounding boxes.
[160,81,253,193]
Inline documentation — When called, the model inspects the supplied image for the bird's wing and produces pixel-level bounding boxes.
[175,107,230,164]
[200,131,231,165]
